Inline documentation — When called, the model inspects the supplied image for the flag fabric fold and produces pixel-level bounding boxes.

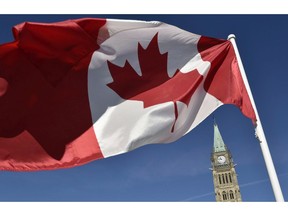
[0,18,256,171]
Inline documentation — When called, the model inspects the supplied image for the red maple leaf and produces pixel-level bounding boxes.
[107,33,203,132]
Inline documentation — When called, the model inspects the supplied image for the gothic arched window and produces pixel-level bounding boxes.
[222,174,225,184]
[229,190,234,199]
[225,173,228,183]
[222,191,227,200]
[229,173,232,183]
[219,174,222,184]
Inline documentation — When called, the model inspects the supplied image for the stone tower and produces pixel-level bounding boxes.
[210,121,242,202]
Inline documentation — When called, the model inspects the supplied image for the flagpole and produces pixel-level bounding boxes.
[228,34,284,202]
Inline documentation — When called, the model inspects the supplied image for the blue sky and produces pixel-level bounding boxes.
[0,14,287,202]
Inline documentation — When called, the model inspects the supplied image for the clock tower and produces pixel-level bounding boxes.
[210,121,242,202]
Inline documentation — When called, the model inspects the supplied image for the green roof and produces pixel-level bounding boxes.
[213,122,226,153]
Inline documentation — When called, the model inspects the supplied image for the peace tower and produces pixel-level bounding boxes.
[210,121,242,202]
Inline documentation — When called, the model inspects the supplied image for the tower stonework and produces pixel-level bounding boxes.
[211,122,242,202]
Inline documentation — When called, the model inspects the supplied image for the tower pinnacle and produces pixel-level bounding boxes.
[213,121,226,153]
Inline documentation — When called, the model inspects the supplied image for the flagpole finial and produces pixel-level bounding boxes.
[227,34,236,40]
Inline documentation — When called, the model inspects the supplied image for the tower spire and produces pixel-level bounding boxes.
[213,120,226,153]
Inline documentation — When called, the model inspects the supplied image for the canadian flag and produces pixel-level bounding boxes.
[0,18,256,171]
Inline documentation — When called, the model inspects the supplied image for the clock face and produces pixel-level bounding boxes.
[217,155,226,164]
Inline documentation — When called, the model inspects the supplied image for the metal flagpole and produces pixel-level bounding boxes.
[228,34,284,202]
